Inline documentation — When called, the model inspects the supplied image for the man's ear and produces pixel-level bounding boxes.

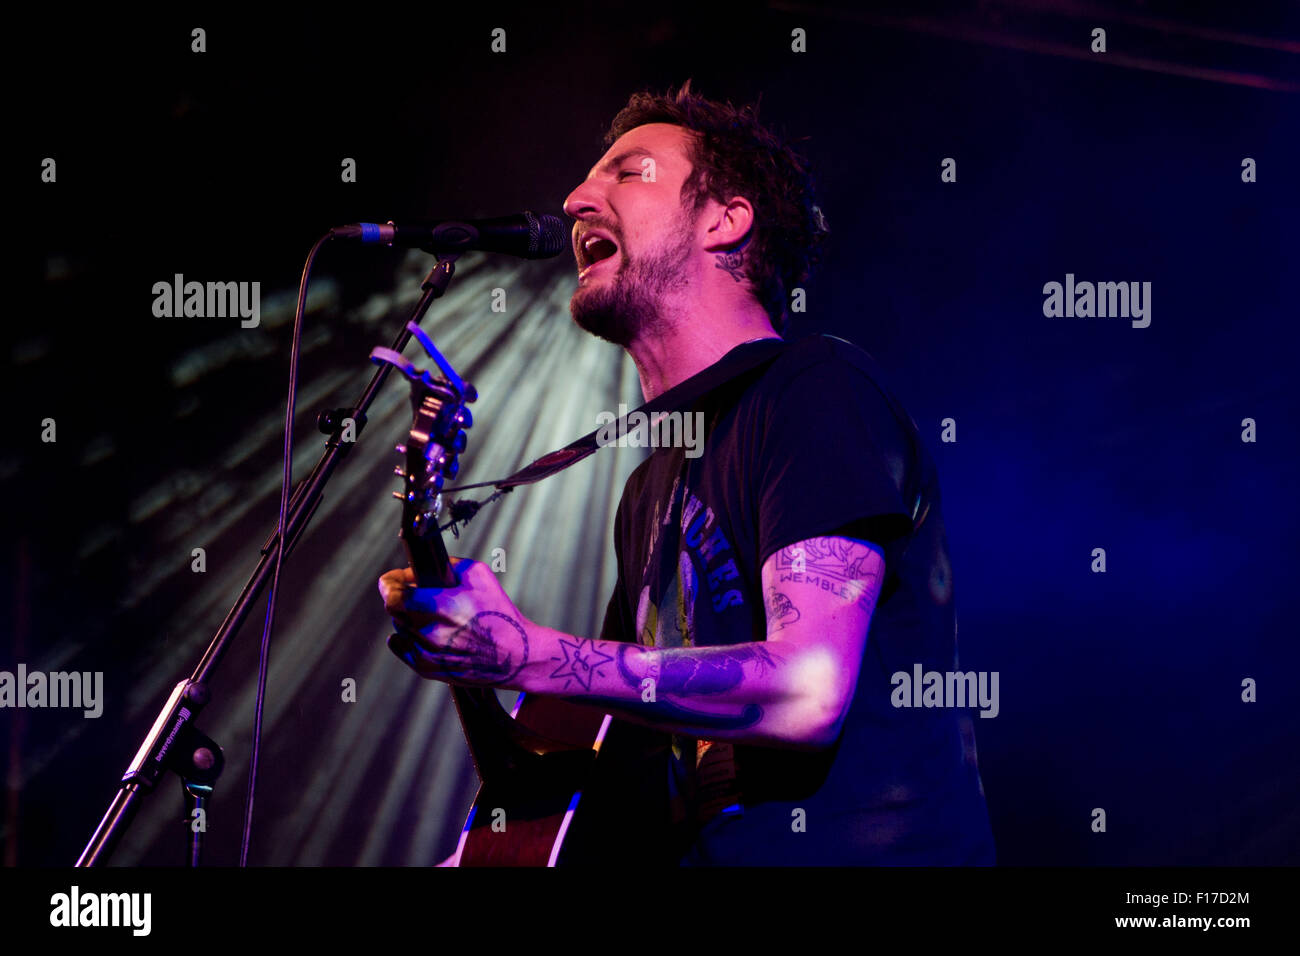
[701,197,755,252]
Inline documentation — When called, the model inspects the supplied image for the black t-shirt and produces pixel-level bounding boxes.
[578,334,994,865]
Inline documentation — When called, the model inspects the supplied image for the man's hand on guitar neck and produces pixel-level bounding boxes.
[378,536,887,751]
[378,560,532,687]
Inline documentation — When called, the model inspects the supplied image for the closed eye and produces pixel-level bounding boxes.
[618,170,642,180]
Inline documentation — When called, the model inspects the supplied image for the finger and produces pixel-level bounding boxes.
[377,568,411,606]
[388,628,474,678]
[387,631,443,679]
[449,556,479,581]
[391,618,442,653]
[381,584,412,617]
[387,629,465,678]
[402,588,444,615]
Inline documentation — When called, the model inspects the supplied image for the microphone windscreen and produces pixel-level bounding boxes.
[528,212,569,259]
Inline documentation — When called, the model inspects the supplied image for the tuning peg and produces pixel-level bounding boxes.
[444,457,460,480]
[454,407,473,430]
[449,431,468,453]
[395,443,407,455]
[393,466,406,478]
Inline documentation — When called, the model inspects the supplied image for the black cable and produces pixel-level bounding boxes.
[238,232,331,867]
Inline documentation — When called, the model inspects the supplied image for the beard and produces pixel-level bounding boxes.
[569,215,694,347]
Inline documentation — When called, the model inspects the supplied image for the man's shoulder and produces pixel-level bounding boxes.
[746,333,900,413]
[779,331,876,365]
[744,334,925,509]
[617,335,905,503]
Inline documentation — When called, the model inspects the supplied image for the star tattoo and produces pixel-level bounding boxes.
[549,638,615,691]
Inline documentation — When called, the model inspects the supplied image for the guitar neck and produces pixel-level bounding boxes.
[400,520,528,781]
[403,523,457,589]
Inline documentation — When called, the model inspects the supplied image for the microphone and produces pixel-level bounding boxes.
[330,212,567,260]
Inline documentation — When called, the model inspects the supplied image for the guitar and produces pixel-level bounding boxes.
[372,327,624,866]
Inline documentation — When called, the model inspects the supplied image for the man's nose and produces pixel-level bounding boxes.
[563,180,603,220]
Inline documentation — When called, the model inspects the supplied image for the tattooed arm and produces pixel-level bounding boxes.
[377,536,885,749]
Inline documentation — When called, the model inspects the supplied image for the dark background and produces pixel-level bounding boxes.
[6,1,1299,867]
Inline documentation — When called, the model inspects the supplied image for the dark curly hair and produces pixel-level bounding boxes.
[603,81,828,331]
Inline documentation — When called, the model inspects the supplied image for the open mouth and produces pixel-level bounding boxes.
[576,231,620,277]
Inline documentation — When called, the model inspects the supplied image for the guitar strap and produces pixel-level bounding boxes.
[445,336,790,496]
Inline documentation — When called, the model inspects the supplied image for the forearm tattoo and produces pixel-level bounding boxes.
[773,539,884,610]
[554,641,783,732]
[548,637,615,691]
[617,642,782,696]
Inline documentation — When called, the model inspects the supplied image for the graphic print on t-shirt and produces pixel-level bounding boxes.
[634,476,748,654]
[633,469,752,826]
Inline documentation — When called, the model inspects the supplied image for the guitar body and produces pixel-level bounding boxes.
[451,695,674,866]
[451,694,611,866]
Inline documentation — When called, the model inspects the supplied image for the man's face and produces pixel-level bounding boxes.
[563,123,701,346]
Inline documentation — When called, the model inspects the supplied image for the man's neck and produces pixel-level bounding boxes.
[625,310,781,401]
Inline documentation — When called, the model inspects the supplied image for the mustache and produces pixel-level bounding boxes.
[584,221,622,244]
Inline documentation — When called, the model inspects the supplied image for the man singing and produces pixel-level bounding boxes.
[379,83,995,865]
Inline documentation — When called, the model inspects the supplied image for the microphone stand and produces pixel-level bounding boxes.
[76,254,461,866]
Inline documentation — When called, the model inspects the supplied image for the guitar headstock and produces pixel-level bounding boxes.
[393,377,473,543]
[370,324,477,587]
